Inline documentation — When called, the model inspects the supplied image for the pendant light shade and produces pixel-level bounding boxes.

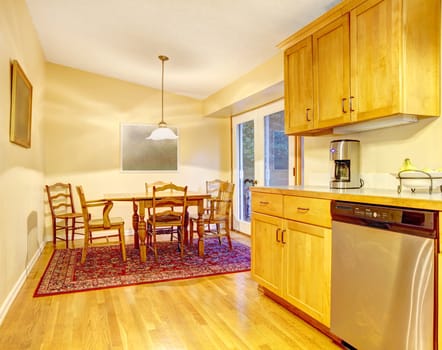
[147,124,178,140]
[146,55,178,140]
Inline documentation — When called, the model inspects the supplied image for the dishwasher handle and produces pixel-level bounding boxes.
[333,216,390,230]
[364,220,390,230]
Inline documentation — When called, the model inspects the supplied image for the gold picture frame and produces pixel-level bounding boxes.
[10,60,33,148]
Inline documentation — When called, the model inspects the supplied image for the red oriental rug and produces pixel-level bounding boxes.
[34,239,250,297]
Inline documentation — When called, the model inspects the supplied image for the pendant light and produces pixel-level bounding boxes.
[146,55,178,140]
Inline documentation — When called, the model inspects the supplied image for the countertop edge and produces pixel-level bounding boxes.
[250,186,442,211]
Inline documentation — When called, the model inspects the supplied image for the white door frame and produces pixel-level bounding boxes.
[232,100,293,235]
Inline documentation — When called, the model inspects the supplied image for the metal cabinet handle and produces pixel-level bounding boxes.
[297,207,310,212]
[259,201,269,205]
[305,108,311,122]
[349,96,355,112]
[341,98,347,113]
[276,228,281,242]
[281,230,286,244]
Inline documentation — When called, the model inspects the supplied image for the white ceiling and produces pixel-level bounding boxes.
[26,0,339,99]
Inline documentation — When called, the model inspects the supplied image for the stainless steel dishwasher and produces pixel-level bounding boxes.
[330,200,438,350]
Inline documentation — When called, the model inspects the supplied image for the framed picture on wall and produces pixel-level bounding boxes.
[9,60,33,148]
[121,123,178,171]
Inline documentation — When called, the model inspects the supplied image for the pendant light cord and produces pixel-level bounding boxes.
[159,55,169,126]
[146,55,177,140]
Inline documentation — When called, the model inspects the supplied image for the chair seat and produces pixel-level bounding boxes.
[149,213,181,223]
[89,217,124,228]
[149,215,181,222]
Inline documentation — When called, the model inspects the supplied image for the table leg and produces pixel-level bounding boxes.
[132,200,139,249]
[183,210,189,245]
[197,199,205,257]
[138,201,147,262]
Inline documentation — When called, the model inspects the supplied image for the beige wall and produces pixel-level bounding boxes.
[43,63,231,233]
[0,0,46,319]
[202,53,284,117]
[302,116,442,189]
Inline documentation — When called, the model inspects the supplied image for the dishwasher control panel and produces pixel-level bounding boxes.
[331,201,437,236]
[353,206,394,221]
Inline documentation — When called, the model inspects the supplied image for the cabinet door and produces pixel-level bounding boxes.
[251,213,284,295]
[284,36,314,134]
[283,220,332,326]
[313,14,351,129]
[350,0,399,121]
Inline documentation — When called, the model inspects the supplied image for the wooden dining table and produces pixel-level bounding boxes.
[104,191,210,262]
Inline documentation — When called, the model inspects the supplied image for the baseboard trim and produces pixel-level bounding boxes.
[0,241,46,326]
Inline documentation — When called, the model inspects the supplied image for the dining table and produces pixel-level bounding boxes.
[104,191,211,262]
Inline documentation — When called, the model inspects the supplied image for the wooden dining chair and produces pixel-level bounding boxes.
[145,181,171,194]
[146,183,188,261]
[189,182,235,253]
[145,181,176,240]
[204,179,226,231]
[45,182,84,248]
[206,179,224,199]
[76,186,126,264]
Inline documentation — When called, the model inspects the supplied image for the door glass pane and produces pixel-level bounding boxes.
[265,111,288,186]
[238,120,254,222]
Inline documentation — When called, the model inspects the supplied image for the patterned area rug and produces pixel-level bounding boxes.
[34,239,250,297]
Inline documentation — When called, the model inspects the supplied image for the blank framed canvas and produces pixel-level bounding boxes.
[121,123,178,171]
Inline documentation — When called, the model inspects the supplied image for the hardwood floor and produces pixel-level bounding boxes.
[0,233,341,350]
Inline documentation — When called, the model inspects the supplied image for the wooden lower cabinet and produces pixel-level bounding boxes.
[252,209,331,327]
[284,220,331,327]
[252,189,440,347]
[251,212,284,295]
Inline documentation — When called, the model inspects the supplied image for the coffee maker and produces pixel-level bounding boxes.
[329,139,362,189]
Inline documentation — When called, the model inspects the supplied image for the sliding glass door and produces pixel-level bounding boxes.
[232,100,293,234]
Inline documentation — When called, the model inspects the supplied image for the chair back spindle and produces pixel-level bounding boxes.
[45,182,84,248]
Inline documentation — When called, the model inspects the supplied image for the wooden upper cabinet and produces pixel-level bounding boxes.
[284,37,314,134]
[350,0,398,121]
[313,14,351,129]
[282,0,440,135]
[351,0,440,121]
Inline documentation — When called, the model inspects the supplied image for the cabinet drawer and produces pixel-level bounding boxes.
[252,192,283,217]
[284,196,331,228]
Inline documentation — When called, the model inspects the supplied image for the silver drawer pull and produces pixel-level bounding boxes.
[259,201,269,205]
